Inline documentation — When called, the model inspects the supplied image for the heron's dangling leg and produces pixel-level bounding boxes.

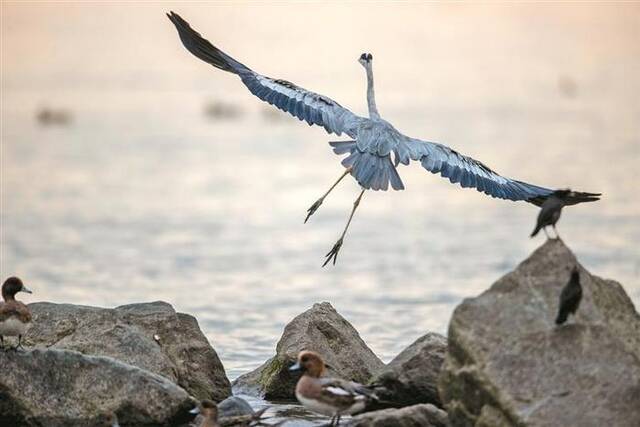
[335,414,342,425]
[305,168,351,223]
[323,189,365,267]
[552,224,561,240]
[543,227,550,239]
[0,335,4,351]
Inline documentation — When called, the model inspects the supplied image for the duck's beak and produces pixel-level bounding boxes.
[189,406,200,415]
[289,362,302,372]
[21,285,32,294]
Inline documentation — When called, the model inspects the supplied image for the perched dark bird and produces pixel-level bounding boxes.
[530,189,600,239]
[290,351,378,426]
[0,277,33,350]
[556,267,583,325]
[167,11,601,266]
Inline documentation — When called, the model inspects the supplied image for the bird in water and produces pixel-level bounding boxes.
[167,12,600,266]
[190,399,272,427]
[289,351,378,426]
[190,400,220,427]
[530,189,600,239]
[0,277,33,351]
[556,267,583,325]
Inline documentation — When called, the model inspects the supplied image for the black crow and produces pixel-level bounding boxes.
[556,267,582,325]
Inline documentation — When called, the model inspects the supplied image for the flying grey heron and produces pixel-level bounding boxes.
[167,12,601,266]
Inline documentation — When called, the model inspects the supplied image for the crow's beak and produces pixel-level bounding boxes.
[289,362,302,372]
[21,285,32,294]
[189,406,200,415]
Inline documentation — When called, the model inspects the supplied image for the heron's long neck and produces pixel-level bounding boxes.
[365,65,380,119]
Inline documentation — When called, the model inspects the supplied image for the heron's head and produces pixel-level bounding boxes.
[358,53,373,67]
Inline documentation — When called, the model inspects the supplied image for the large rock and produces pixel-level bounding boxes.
[233,302,384,399]
[0,348,194,426]
[369,332,447,409]
[218,396,254,417]
[348,403,448,427]
[24,301,231,401]
[439,239,640,427]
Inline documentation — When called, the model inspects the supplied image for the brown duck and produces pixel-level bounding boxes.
[290,351,378,426]
[0,277,33,350]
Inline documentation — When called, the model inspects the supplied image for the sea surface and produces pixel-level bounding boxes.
[2,3,639,425]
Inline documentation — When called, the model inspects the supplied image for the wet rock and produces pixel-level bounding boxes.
[369,332,447,409]
[439,239,640,427]
[218,396,254,417]
[0,348,193,427]
[348,403,448,427]
[233,302,384,399]
[24,301,231,401]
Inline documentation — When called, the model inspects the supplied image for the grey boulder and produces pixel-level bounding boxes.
[369,332,447,409]
[348,403,448,427]
[0,348,194,427]
[24,301,231,401]
[218,396,254,417]
[233,302,384,399]
[439,239,640,427]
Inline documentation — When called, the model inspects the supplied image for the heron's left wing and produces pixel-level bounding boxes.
[167,11,365,139]
[395,135,555,203]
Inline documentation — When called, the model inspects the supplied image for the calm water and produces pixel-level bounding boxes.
[1,4,639,423]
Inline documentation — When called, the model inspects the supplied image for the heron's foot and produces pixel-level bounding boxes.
[323,238,343,267]
[305,198,324,223]
[11,343,25,352]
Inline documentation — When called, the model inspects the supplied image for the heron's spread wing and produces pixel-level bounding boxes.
[395,135,555,202]
[167,12,365,138]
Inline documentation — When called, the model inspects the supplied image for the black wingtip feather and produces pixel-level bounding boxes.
[167,11,239,74]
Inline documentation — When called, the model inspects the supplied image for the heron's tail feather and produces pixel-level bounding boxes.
[329,140,357,155]
[341,149,404,191]
[167,11,249,74]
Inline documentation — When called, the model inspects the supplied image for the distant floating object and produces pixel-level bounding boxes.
[203,100,242,120]
[36,107,72,126]
[558,75,578,99]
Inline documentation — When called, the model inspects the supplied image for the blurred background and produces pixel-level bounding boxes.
[1,2,638,382]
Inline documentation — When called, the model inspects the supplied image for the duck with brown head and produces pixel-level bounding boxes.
[289,351,378,426]
[190,399,220,427]
[0,277,33,351]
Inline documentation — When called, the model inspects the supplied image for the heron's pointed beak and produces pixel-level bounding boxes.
[189,407,200,415]
[21,286,32,294]
[289,362,302,372]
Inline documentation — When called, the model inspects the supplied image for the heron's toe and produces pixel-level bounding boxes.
[305,199,324,223]
[322,238,343,267]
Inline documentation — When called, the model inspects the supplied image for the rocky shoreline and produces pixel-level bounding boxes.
[1,239,638,426]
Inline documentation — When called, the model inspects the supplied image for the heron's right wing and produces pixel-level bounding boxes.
[396,134,556,203]
[167,11,366,139]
